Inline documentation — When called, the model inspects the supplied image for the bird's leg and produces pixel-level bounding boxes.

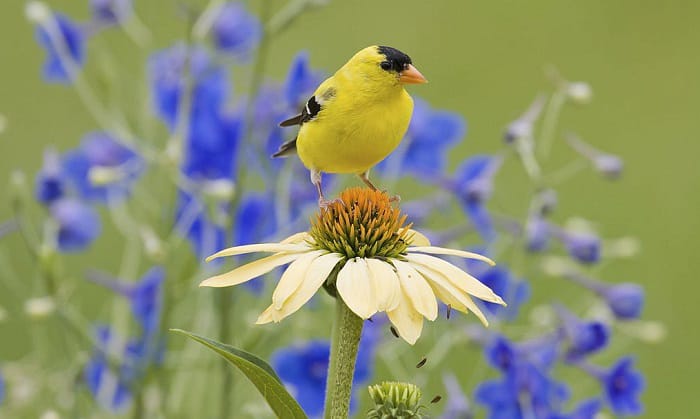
[311,170,342,208]
[358,171,401,202]
[358,170,379,190]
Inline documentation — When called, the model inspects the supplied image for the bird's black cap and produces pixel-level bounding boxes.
[377,46,412,72]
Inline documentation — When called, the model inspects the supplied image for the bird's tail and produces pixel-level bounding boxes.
[271,137,297,158]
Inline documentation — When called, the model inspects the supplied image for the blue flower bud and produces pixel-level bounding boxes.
[35,148,65,205]
[211,2,262,60]
[555,305,609,360]
[603,283,644,320]
[559,230,601,264]
[50,199,101,252]
[564,273,645,320]
[90,0,131,24]
[525,215,550,252]
[34,12,86,83]
[593,154,624,179]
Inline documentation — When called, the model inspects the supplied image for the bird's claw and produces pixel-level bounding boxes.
[318,197,345,210]
[379,189,401,203]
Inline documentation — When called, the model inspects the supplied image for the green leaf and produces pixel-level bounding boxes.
[171,329,308,419]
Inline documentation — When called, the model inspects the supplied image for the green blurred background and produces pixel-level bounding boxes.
[1,0,698,417]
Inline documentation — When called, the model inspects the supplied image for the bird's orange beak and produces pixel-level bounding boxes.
[399,64,428,84]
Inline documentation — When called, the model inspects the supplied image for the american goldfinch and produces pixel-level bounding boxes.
[273,45,427,205]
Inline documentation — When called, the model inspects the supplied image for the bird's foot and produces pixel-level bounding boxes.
[318,197,344,210]
[378,189,401,203]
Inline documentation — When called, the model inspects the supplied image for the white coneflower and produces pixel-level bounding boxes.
[201,188,505,344]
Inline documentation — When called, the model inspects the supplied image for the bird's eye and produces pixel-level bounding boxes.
[380,61,392,71]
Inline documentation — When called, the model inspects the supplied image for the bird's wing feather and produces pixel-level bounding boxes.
[271,137,297,158]
[279,78,337,127]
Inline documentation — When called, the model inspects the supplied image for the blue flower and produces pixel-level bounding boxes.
[175,191,228,259]
[234,193,277,245]
[233,193,277,292]
[50,198,101,252]
[557,230,601,264]
[603,358,644,416]
[62,132,142,203]
[149,45,228,129]
[485,336,517,372]
[88,267,165,338]
[525,215,551,252]
[401,98,465,178]
[0,370,4,406]
[155,45,242,259]
[83,327,135,412]
[211,2,262,60]
[272,323,378,418]
[475,378,522,419]
[35,148,65,205]
[567,273,644,320]
[477,335,569,419]
[272,340,329,417]
[555,306,609,360]
[447,155,502,242]
[176,110,242,258]
[284,51,326,109]
[549,399,602,419]
[90,0,132,24]
[584,357,644,416]
[84,325,161,412]
[477,266,530,320]
[35,13,85,83]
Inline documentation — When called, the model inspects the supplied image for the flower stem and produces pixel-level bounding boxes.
[324,298,364,419]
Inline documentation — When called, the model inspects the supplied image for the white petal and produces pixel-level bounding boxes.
[405,253,505,305]
[280,232,312,244]
[366,259,401,312]
[336,258,377,319]
[200,253,301,288]
[255,305,275,324]
[272,250,325,309]
[412,263,489,326]
[407,246,495,266]
[387,292,424,345]
[205,243,309,262]
[393,261,438,321]
[271,253,343,322]
[407,229,431,246]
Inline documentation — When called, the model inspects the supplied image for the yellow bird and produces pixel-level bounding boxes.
[273,45,427,205]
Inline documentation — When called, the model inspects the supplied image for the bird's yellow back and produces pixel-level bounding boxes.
[295,46,415,174]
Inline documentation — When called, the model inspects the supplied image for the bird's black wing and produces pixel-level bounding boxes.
[271,137,297,158]
[279,95,322,127]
